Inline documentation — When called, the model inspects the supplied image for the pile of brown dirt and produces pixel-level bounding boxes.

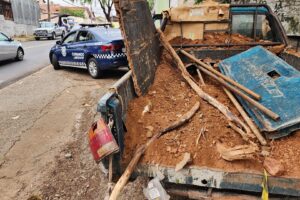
[169,33,285,54]
[123,51,300,178]
[169,32,270,45]
[285,48,300,57]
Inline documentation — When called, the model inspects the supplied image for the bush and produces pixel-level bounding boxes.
[60,8,85,18]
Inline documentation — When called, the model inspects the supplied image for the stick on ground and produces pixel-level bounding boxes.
[109,102,200,200]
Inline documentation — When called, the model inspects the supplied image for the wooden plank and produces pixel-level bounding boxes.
[113,0,161,96]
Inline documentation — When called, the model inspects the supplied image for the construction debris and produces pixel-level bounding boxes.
[216,142,259,161]
[196,127,206,146]
[175,153,191,172]
[109,102,200,200]
[143,176,170,200]
[219,46,300,139]
[263,157,285,176]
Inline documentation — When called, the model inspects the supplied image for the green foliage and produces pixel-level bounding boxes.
[194,0,204,4]
[60,8,85,18]
[147,0,155,10]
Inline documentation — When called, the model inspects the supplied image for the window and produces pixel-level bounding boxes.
[232,14,274,41]
[257,15,273,41]
[77,31,94,42]
[0,33,9,41]
[62,32,77,44]
[232,14,254,38]
[0,1,13,20]
[39,22,55,28]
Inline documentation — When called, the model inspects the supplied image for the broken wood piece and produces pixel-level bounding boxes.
[196,127,206,146]
[228,122,250,142]
[175,153,191,172]
[224,88,267,145]
[104,155,114,200]
[216,142,259,161]
[109,102,200,200]
[157,28,251,137]
[196,69,205,85]
[142,100,152,116]
[196,64,279,121]
[180,49,261,101]
[263,157,285,176]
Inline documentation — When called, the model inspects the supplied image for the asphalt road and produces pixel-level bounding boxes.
[0,39,57,88]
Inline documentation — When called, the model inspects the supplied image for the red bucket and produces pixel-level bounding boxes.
[88,118,119,162]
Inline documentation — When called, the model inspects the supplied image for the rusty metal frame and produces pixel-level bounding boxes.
[172,42,282,48]
[136,164,300,197]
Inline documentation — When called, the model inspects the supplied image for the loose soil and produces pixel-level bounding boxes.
[123,51,300,178]
[169,32,285,54]
[285,48,300,57]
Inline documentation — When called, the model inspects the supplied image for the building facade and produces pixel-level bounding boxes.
[0,0,40,36]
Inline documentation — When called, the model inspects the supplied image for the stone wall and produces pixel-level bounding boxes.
[0,15,37,37]
[231,0,300,36]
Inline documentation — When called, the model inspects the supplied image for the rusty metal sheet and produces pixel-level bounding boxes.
[113,0,161,96]
[219,46,300,139]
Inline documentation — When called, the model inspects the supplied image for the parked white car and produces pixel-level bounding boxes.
[34,22,66,40]
[0,32,24,62]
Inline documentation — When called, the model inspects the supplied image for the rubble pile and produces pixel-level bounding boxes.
[123,51,300,178]
[169,33,285,54]
[170,32,255,45]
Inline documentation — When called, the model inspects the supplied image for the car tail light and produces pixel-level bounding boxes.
[101,44,122,52]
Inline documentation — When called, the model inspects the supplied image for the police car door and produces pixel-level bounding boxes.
[70,30,92,68]
[58,31,77,66]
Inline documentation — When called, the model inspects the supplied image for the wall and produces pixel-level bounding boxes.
[230,0,300,36]
[11,0,40,26]
[0,0,40,36]
[0,15,37,37]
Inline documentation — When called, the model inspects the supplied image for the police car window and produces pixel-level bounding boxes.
[62,32,76,44]
[77,31,94,42]
[87,32,94,41]
[78,31,88,42]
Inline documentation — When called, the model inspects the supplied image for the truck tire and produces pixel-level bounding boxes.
[87,58,102,78]
[61,31,65,39]
[51,32,56,40]
[35,37,40,40]
[51,54,61,70]
[15,48,24,61]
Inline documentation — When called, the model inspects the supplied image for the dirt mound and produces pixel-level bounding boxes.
[123,51,300,178]
[169,32,272,45]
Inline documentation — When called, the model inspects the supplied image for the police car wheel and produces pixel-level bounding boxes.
[87,58,101,78]
[51,54,61,70]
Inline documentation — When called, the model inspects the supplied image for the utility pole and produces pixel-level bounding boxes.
[47,0,50,22]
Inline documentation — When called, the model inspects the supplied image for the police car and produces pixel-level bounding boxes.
[49,26,128,78]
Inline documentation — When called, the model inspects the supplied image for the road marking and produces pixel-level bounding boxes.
[24,43,54,50]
